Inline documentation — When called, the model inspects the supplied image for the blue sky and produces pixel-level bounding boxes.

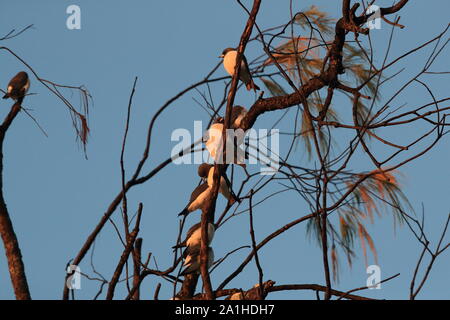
[0,0,448,300]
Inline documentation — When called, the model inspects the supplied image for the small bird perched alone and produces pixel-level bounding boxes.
[198,163,240,204]
[3,71,30,103]
[172,222,215,253]
[220,48,260,92]
[180,247,214,276]
[178,182,212,217]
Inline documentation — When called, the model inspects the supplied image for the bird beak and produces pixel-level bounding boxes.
[218,54,224,58]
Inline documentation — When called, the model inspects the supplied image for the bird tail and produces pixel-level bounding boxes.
[246,80,260,92]
[2,94,9,99]
[178,207,189,217]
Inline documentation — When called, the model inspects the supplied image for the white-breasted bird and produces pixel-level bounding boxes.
[178,182,212,217]
[228,292,244,300]
[198,163,239,204]
[3,71,30,103]
[205,114,246,166]
[205,117,224,163]
[180,247,214,276]
[172,222,215,253]
[220,48,260,92]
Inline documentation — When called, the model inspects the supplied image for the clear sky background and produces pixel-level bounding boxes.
[0,1,448,300]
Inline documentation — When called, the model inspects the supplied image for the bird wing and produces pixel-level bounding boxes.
[173,222,201,249]
[242,55,251,74]
[10,72,29,90]
[185,222,201,240]
[240,55,253,84]
[188,183,209,204]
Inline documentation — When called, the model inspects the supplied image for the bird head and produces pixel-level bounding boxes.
[198,163,213,179]
[17,71,28,78]
[219,47,236,58]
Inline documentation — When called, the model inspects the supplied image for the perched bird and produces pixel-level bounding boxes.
[198,163,239,204]
[231,105,248,129]
[178,182,212,217]
[172,222,215,253]
[3,71,30,103]
[180,247,214,276]
[231,106,248,166]
[205,117,224,163]
[205,114,246,166]
[228,292,244,300]
[220,48,260,92]
[225,283,271,300]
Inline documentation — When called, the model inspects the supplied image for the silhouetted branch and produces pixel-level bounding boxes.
[106,203,143,300]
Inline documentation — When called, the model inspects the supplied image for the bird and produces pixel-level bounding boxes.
[198,163,239,204]
[205,114,246,166]
[220,48,260,92]
[178,182,212,217]
[3,71,30,103]
[172,222,215,253]
[180,247,214,276]
[230,106,248,164]
[231,105,248,129]
[205,117,224,163]
[228,292,244,300]
[225,283,269,300]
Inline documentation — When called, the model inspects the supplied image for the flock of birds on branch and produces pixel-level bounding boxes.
[172,48,261,281]
[1,47,259,293]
